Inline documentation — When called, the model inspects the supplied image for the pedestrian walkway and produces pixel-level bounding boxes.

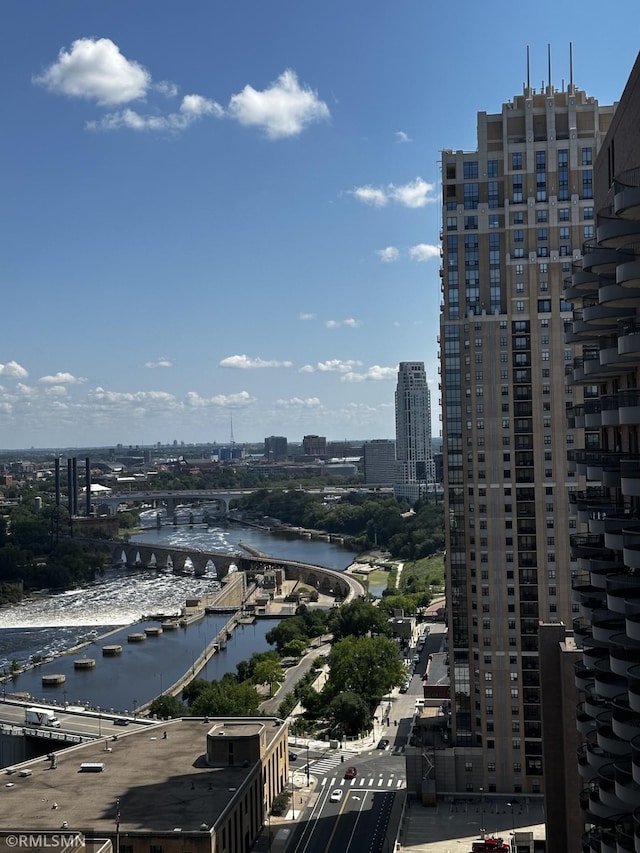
[319,774,406,790]
[307,750,358,775]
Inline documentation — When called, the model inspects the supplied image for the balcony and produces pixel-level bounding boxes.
[610,637,640,679]
[596,722,628,756]
[572,266,604,291]
[626,608,640,643]
[576,660,596,691]
[592,616,626,644]
[611,703,640,743]
[594,668,629,699]
[614,170,640,219]
[582,241,630,274]
[601,394,620,426]
[600,277,640,307]
[606,573,640,614]
[597,207,640,249]
[605,520,640,552]
[619,391,640,427]
[613,757,640,807]
[618,324,640,363]
[629,664,640,713]
[617,259,640,290]
[621,458,640,497]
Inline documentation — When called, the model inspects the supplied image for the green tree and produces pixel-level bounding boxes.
[148,694,185,719]
[329,599,390,641]
[189,674,260,716]
[325,635,405,707]
[253,659,283,697]
[327,691,371,735]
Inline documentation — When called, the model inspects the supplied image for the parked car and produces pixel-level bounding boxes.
[330,789,343,802]
[288,751,298,761]
[377,738,390,750]
[399,683,408,693]
[344,766,357,779]
[113,718,129,726]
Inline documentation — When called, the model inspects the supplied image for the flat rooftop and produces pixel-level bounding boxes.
[0,717,275,835]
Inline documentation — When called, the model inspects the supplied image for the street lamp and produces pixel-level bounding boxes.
[133,699,137,718]
[479,786,485,839]
[98,707,102,737]
[306,744,310,787]
[507,802,516,852]
[291,771,295,820]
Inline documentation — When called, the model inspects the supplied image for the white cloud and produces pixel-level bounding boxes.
[88,94,223,132]
[227,69,330,139]
[325,318,362,329]
[90,387,176,405]
[0,361,29,379]
[350,177,437,209]
[341,365,397,382]
[409,243,440,262]
[350,186,388,207]
[395,131,411,143]
[219,354,293,369]
[275,397,321,409]
[376,246,399,263]
[33,38,150,106]
[144,358,173,369]
[390,178,437,208]
[43,385,69,397]
[300,359,362,374]
[185,390,255,407]
[38,371,87,385]
[298,312,316,321]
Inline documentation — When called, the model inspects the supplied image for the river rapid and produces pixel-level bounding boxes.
[0,522,357,669]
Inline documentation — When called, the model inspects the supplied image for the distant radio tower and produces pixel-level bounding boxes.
[230,412,235,446]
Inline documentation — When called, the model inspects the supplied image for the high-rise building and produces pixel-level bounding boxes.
[394,362,434,503]
[439,65,614,794]
[264,435,288,461]
[363,439,397,485]
[559,53,640,851]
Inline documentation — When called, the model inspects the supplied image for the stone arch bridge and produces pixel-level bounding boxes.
[83,538,364,601]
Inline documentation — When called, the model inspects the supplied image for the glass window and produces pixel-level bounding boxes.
[514,229,524,242]
[488,160,498,178]
[489,215,499,228]
[582,169,593,199]
[464,161,479,179]
[559,208,570,221]
[512,152,522,171]
[536,210,547,223]
[464,182,479,209]
[582,147,592,165]
[446,216,457,231]
[513,212,524,224]
[584,207,593,220]
[513,175,523,204]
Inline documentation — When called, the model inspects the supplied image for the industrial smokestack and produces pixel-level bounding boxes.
[85,457,91,517]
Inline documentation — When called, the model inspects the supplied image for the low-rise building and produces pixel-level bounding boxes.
[0,716,289,853]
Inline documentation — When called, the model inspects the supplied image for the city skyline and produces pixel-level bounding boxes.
[2,1,639,448]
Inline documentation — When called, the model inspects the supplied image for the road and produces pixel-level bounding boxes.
[288,753,401,853]
[0,700,151,742]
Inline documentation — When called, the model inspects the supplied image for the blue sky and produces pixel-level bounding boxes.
[1,1,639,449]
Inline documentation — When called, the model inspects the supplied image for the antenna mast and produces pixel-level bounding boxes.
[230,412,235,446]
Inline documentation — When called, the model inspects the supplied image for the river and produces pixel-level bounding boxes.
[0,522,358,709]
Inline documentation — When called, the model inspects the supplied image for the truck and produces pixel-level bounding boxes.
[25,707,61,728]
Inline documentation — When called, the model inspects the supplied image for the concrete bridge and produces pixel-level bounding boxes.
[94,489,254,516]
[86,538,364,601]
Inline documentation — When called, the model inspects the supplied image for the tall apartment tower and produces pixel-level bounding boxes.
[439,69,614,794]
[563,53,640,850]
[394,361,434,503]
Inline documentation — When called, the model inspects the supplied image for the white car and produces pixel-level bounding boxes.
[330,789,343,803]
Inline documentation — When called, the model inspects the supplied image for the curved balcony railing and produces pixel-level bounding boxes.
[613,167,640,219]
[597,204,640,249]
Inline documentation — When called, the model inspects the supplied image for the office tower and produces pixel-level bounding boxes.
[363,439,397,485]
[264,436,288,461]
[302,435,327,459]
[394,361,434,503]
[563,53,640,848]
[439,62,614,794]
